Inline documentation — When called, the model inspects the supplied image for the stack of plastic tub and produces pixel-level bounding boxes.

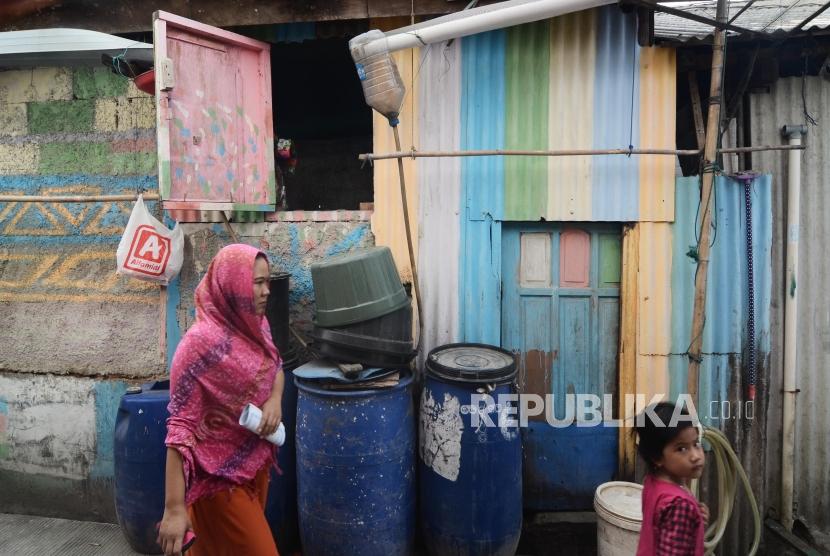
[309,246,415,368]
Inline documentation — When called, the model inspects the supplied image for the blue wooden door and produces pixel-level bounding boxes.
[501,223,621,510]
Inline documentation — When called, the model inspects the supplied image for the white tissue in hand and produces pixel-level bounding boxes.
[239,403,285,446]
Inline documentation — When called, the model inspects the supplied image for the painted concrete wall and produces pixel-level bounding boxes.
[0,66,376,522]
[0,66,159,521]
[167,216,374,365]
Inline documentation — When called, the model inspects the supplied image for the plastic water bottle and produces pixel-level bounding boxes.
[349,30,406,126]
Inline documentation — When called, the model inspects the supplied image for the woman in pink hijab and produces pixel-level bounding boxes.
[157,244,284,556]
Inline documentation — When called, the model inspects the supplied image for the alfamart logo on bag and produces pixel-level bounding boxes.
[125,225,172,276]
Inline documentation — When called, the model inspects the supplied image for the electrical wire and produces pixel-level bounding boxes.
[802,54,819,126]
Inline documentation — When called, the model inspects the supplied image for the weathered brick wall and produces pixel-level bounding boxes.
[0,67,161,521]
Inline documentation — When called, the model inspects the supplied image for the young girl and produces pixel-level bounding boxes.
[635,402,709,556]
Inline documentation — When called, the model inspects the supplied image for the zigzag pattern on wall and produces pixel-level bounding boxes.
[0,249,157,302]
[0,176,161,302]
[0,186,132,236]
[0,175,159,244]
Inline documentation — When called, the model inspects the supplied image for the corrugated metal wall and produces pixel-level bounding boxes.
[636,222,672,403]
[547,11,595,220]
[366,10,792,546]
[751,76,830,541]
[638,47,676,221]
[452,6,678,351]
[459,29,505,345]
[417,42,462,362]
[371,47,419,285]
[592,7,640,221]
[668,176,772,412]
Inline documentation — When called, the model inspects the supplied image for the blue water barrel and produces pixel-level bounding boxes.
[420,344,522,556]
[266,363,301,554]
[114,380,170,555]
[296,372,415,555]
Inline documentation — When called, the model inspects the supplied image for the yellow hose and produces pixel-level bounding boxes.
[696,426,761,555]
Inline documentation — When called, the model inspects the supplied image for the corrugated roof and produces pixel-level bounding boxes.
[0,28,151,68]
[655,0,830,41]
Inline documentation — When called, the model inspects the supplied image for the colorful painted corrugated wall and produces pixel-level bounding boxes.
[455,6,676,354]
[372,7,770,420]
[370,6,678,359]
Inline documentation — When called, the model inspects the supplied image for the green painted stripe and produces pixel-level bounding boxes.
[39,142,111,174]
[38,142,156,176]
[28,100,95,134]
[73,67,128,99]
[598,232,622,287]
[504,21,550,221]
[112,152,158,175]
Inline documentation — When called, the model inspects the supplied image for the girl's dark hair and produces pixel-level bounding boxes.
[634,402,695,472]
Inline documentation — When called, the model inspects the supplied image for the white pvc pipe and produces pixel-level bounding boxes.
[781,125,805,531]
[353,0,615,57]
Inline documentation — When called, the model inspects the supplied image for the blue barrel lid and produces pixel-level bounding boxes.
[426,343,516,384]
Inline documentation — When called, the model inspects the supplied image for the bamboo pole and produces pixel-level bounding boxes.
[0,193,161,203]
[392,125,423,347]
[687,0,729,406]
[358,144,803,161]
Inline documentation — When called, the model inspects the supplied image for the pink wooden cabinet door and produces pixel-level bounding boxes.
[153,11,276,211]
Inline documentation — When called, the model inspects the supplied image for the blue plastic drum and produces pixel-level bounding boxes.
[265,363,301,553]
[419,344,522,556]
[113,380,170,554]
[296,372,415,555]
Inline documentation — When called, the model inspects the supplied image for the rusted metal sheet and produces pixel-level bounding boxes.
[153,11,275,211]
[416,41,461,362]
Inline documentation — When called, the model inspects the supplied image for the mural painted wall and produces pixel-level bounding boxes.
[0,66,377,521]
[0,66,161,521]
[168,216,374,364]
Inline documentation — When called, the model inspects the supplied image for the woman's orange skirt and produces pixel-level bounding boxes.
[187,466,279,556]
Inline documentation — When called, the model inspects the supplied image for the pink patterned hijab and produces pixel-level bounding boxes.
[166,244,282,505]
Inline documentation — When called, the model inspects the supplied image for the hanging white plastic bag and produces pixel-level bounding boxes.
[116,195,183,285]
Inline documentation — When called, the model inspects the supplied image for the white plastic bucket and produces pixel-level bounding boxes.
[594,481,643,556]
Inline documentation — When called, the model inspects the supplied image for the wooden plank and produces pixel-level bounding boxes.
[520,232,552,289]
[0,0,499,33]
[688,71,705,151]
[618,224,639,480]
[559,228,590,288]
[598,233,622,288]
[157,10,275,209]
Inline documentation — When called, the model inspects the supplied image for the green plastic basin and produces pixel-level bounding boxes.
[310,246,408,327]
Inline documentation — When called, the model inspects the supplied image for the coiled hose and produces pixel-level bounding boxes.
[697,425,761,555]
